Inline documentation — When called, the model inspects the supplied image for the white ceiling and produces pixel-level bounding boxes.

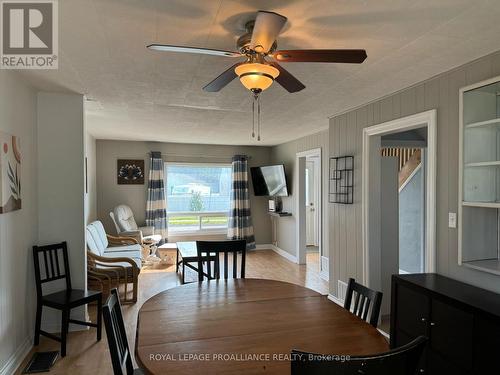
[18,0,500,145]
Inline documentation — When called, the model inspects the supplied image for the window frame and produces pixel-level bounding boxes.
[164,162,232,236]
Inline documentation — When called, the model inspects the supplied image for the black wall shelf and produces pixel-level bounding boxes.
[329,156,354,204]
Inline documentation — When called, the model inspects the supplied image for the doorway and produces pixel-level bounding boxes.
[306,157,319,247]
[296,148,324,276]
[362,110,437,332]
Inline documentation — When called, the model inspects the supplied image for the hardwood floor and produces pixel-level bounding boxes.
[15,249,328,374]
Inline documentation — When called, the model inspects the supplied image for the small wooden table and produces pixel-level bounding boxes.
[136,279,389,374]
[175,241,216,284]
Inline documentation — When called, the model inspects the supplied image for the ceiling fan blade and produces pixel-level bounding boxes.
[269,62,305,93]
[250,11,287,53]
[203,63,244,92]
[273,49,367,63]
[147,44,241,58]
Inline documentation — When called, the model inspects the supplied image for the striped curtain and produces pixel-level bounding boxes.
[228,155,255,249]
[145,151,167,240]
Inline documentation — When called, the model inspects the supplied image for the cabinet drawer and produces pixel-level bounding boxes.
[430,299,473,370]
[395,284,429,337]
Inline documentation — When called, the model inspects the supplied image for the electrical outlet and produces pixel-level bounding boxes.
[448,212,457,228]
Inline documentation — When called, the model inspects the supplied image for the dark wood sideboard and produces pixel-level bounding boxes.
[390,273,500,374]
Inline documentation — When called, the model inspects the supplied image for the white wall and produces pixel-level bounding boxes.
[85,132,97,224]
[96,140,273,245]
[0,71,38,375]
[37,92,86,329]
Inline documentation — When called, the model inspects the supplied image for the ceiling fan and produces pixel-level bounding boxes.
[147,10,367,139]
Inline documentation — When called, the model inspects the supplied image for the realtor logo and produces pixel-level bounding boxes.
[1,0,58,69]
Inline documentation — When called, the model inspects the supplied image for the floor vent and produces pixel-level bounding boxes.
[337,280,348,303]
[23,351,58,373]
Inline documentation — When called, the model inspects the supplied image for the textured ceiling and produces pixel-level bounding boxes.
[18,0,500,145]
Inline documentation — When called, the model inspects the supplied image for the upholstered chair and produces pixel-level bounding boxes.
[110,204,162,244]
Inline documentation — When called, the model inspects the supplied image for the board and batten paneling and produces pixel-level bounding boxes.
[270,129,330,262]
[329,50,500,296]
[0,70,38,375]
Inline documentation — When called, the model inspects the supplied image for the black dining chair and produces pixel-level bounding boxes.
[33,242,102,357]
[343,278,383,327]
[103,288,143,375]
[291,335,428,375]
[196,240,247,281]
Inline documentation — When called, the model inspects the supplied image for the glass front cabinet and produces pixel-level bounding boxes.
[459,76,500,274]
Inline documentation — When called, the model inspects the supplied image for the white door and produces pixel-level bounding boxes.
[305,161,317,246]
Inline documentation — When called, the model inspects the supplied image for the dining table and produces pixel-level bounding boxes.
[135,278,389,374]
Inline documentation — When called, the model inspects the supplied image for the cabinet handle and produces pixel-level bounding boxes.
[430,322,436,326]
[419,369,425,373]
[420,317,427,322]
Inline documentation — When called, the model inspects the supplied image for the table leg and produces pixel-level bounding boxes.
[176,249,179,273]
[182,261,185,284]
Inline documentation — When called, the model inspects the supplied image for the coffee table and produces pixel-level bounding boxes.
[176,241,216,284]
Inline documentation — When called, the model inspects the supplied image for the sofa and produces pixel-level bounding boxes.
[86,220,142,303]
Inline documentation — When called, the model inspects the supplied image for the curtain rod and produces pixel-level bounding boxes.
[147,152,252,159]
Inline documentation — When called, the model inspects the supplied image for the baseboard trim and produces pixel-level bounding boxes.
[0,336,32,375]
[327,293,344,307]
[253,244,299,263]
[270,245,298,263]
[254,244,273,250]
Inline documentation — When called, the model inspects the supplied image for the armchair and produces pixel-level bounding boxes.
[86,220,141,303]
[110,204,162,244]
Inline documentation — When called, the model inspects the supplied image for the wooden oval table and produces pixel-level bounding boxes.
[136,279,388,374]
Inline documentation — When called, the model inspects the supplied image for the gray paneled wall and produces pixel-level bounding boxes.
[329,50,500,296]
[270,129,330,261]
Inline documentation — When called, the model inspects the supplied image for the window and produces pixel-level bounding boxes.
[165,163,232,234]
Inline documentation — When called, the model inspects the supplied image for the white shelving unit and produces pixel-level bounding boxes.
[465,161,500,167]
[465,117,500,129]
[459,76,500,275]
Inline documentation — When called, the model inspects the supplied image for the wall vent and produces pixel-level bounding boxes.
[337,279,348,303]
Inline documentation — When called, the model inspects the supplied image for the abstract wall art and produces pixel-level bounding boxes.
[0,132,21,213]
[117,159,145,185]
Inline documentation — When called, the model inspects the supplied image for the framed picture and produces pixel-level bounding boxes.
[0,132,21,213]
[117,159,145,185]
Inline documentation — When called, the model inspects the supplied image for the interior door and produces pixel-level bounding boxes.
[380,157,399,316]
[305,161,316,246]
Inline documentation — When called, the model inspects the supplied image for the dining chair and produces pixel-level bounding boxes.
[33,242,102,357]
[343,277,383,327]
[103,288,144,375]
[291,335,428,375]
[196,240,247,281]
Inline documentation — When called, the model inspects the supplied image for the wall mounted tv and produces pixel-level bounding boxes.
[250,164,289,197]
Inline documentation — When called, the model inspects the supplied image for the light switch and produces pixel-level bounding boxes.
[448,212,457,228]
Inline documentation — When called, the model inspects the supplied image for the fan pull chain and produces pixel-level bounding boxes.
[252,96,256,138]
[257,95,261,141]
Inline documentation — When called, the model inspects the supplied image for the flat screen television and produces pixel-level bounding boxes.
[250,164,289,197]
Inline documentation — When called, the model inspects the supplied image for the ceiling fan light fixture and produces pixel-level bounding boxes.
[235,63,279,92]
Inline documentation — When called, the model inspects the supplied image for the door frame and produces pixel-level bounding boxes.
[361,109,437,287]
[305,158,320,246]
[296,148,322,269]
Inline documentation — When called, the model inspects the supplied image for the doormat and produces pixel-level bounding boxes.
[22,351,58,373]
